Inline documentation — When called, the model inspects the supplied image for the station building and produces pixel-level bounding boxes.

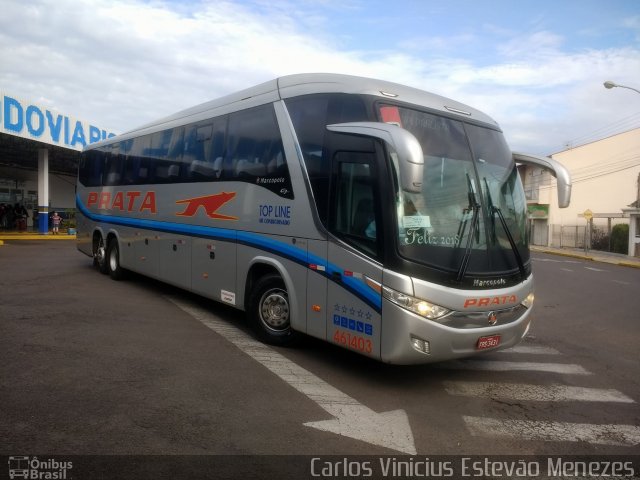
[0,91,115,233]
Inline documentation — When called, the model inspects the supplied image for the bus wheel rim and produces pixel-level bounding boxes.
[259,288,290,332]
[96,239,106,265]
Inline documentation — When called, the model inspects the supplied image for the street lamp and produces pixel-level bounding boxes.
[603,80,640,94]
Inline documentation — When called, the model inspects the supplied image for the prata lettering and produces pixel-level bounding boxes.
[463,295,517,308]
[87,191,157,213]
[1,95,115,148]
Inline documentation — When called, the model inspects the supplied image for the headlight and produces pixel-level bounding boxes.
[382,286,450,320]
[521,292,534,309]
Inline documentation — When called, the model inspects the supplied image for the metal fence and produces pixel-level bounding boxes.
[550,225,587,248]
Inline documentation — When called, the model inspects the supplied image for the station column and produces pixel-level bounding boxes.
[37,148,49,234]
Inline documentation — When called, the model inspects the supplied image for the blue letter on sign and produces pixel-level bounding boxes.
[46,111,63,142]
[70,120,86,147]
[89,125,101,144]
[4,96,23,133]
[26,105,45,137]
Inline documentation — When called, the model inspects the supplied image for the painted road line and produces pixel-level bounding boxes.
[463,416,640,447]
[585,266,606,272]
[167,297,417,455]
[444,382,634,403]
[498,345,561,355]
[438,360,591,375]
[561,268,573,272]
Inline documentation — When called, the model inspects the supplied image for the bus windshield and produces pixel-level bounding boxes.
[383,105,529,276]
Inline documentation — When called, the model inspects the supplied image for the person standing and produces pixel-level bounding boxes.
[51,211,62,235]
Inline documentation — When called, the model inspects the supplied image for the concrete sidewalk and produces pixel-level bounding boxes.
[0,231,76,246]
[531,245,640,269]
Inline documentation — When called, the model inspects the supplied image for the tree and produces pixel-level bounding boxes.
[611,224,629,254]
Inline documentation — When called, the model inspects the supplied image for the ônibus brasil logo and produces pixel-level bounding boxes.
[8,456,73,479]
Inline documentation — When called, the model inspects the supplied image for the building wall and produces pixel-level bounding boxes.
[546,127,640,229]
[520,128,640,240]
[0,169,75,227]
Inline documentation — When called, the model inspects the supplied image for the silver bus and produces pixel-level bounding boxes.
[76,74,571,364]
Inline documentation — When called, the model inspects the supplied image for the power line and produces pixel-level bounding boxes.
[549,113,640,153]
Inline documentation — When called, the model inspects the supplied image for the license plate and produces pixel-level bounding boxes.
[477,335,501,350]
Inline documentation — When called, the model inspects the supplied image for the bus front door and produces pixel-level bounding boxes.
[326,151,383,359]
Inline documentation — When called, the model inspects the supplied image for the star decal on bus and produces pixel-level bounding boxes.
[175,192,238,220]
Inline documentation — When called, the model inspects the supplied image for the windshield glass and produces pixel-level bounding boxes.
[381,105,529,277]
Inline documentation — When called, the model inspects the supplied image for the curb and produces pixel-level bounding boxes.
[531,248,594,262]
[532,247,640,269]
[0,235,76,241]
[617,261,640,269]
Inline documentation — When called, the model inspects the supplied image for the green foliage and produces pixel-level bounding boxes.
[611,224,629,254]
[63,208,76,228]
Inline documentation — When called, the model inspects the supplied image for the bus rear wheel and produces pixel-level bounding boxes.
[94,234,108,274]
[249,274,300,346]
[106,237,125,281]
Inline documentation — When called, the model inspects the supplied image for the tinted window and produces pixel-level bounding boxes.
[79,105,292,194]
[330,152,381,259]
[226,104,293,199]
[123,135,151,184]
[285,94,369,224]
[103,144,125,186]
[186,120,226,181]
[79,150,105,187]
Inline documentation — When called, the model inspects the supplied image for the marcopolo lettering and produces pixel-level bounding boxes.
[1,94,115,148]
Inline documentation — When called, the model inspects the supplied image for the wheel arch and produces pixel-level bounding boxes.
[92,227,122,253]
[243,256,303,332]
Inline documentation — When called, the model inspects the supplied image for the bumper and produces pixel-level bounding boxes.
[379,299,533,364]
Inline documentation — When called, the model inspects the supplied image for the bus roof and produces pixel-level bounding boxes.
[89,73,499,149]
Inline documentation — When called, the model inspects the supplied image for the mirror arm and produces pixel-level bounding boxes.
[513,151,572,208]
[327,122,424,193]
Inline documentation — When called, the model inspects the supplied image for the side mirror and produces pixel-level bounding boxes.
[327,122,424,193]
[513,152,572,208]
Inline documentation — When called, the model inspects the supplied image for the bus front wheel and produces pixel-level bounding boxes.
[249,274,300,346]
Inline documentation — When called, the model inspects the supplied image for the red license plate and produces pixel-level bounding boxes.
[477,335,501,350]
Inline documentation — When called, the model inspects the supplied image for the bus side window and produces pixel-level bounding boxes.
[123,135,151,185]
[225,105,292,198]
[103,144,124,186]
[79,150,106,187]
[153,127,184,183]
[330,152,381,259]
[185,123,217,181]
[285,96,330,223]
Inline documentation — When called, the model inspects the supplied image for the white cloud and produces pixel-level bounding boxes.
[0,0,638,155]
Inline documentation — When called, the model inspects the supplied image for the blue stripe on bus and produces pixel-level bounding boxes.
[76,194,382,312]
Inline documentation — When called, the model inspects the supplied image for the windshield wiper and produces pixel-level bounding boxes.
[456,174,480,282]
[483,178,526,278]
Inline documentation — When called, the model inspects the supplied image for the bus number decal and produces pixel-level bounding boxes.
[333,330,373,354]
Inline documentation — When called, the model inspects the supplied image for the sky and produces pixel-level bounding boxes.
[1,0,639,155]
